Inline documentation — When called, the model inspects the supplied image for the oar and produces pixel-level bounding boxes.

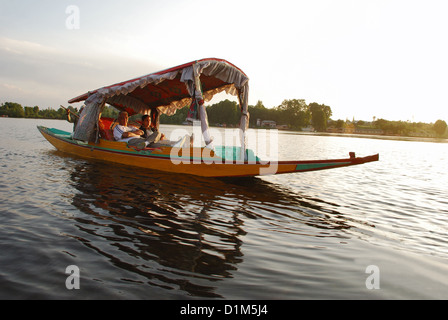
[60,105,80,118]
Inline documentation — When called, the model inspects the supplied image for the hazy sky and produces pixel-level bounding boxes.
[1,0,447,123]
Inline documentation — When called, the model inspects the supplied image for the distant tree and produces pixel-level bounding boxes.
[160,105,189,124]
[248,100,268,127]
[335,119,345,129]
[275,99,310,129]
[101,105,119,118]
[433,120,447,136]
[309,102,332,132]
[254,100,265,109]
[0,102,25,118]
[24,106,37,118]
[206,99,240,126]
[57,107,66,118]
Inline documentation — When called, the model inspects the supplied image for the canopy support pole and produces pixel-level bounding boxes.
[73,97,106,142]
[238,88,249,162]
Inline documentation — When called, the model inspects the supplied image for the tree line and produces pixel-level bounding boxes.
[160,99,333,132]
[0,99,330,131]
[0,102,119,119]
[220,99,447,137]
[2,100,446,137]
[161,99,447,137]
[368,118,447,137]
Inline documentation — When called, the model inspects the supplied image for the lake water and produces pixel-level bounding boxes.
[1,117,448,300]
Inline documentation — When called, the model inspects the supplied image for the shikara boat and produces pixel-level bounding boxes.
[38,58,378,178]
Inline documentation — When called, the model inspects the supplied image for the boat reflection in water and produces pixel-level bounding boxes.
[60,151,366,298]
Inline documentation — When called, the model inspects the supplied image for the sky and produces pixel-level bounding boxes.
[1,0,447,123]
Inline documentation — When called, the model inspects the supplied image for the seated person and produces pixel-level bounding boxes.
[113,111,145,145]
[113,111,189,149]
[139,114,163,144]
[139,113,193,148]
[66,106,84,132]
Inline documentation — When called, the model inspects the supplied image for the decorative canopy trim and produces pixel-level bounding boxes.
[69,58,249,116]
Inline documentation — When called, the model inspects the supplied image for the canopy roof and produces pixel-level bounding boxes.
[69,58,249,116]
[71,58,251,160]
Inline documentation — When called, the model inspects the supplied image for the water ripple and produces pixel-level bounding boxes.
[1,119,448,299]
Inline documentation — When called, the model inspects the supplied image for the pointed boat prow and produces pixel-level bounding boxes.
[349,152,379,164]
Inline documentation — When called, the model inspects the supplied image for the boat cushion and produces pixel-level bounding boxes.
[98,117,116,141]
[214,146,261,162]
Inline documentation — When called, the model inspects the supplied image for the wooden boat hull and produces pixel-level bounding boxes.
[38,126,379,178]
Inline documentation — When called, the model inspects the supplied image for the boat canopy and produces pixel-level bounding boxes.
[70,58,250,159]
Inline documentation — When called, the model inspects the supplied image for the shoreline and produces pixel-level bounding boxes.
[275,129,448,143]
[3,117,447,143]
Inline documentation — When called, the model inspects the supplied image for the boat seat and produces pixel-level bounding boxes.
[98,117,145,141]
[98,117,117,141]
[214,146,261,162]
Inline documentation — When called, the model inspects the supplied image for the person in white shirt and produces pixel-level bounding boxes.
[113,111,190,149]
[113,111,149,149]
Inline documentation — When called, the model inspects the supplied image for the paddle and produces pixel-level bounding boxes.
[60,105,79,118]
